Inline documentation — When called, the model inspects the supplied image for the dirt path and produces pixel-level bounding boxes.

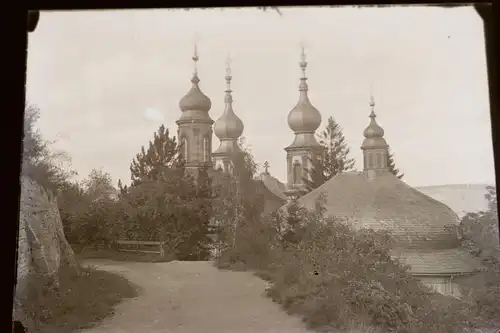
[79,260,313,333]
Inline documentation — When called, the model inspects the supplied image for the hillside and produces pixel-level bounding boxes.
[415,184,491,218]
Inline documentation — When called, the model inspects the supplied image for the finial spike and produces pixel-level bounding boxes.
[226,53,232,77]
[192,43,199,76]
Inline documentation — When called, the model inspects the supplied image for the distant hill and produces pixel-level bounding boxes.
[415,184,491,218]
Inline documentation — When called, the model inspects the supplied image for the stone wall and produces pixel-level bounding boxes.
[13,176,77,327]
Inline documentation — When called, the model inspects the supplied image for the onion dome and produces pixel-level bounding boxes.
[214,56,244,140]
[287,46,322,134]
[361,96,388,149]
[179,44,212,113]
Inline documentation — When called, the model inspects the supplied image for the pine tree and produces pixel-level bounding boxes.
[305,116,355,191]
[130,124,179,186]
[387,148,404,179]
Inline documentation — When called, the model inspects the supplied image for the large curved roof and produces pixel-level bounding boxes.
[292,171,462,250]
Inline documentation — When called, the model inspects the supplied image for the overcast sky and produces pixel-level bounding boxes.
[26,6,494,188]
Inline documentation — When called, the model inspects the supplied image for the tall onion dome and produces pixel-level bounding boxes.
[176,45,214,170]
[285,46,323,197]
[213,56,244,173]
[286,46,322,150]
[178,44,212,119]
[360,96,390,173]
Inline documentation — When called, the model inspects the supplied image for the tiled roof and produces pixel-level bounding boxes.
[294,171,461,249]
[257,173,288,200]
[392,248,479,275]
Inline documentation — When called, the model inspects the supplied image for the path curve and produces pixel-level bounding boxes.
[79,259,313,333]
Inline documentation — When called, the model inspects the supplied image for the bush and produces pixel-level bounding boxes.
[216,200,476,333]
[18,263,138,333]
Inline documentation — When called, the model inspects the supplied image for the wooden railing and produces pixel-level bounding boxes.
[115,240,165,257]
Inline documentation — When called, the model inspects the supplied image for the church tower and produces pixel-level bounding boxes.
[213,56,244,173]
[284,46,323,198]
[176,45,214,172]
[361,95,390,176]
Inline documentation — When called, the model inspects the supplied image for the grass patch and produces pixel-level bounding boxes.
[19,264,139,333]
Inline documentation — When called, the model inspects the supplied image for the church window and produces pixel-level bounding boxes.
[203,137,210,162]
[376,153,382,168]
[181,137,188,162]
[293,161,303,185]
[368,153,374,169]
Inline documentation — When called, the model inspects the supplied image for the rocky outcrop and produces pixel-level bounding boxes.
[13,176,77,329]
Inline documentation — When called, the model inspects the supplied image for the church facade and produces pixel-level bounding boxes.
[175,46,478,296]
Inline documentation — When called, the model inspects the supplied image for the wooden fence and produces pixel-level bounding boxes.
[115,240,165,257]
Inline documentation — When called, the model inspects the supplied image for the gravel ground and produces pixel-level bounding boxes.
[79,259,313,333]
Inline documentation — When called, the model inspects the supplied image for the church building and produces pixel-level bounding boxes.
[175,46,287,214]
[175,45,478,296]
[283,95,479,296]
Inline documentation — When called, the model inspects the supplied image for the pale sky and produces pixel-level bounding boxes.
[26,6,494,188]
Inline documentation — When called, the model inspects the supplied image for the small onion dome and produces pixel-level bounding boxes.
[361,99,388,149]
[179,74,212,112]
[214,106,244,140]
[214,71,244,140]
[364,110,385,138]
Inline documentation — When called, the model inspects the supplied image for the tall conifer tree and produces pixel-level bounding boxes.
[305,116,355,191]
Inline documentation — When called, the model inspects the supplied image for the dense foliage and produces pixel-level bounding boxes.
[22,104,76,192]
[458,185,500,325]
[216,173,477,333]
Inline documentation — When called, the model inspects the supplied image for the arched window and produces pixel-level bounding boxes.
[368,153,374,169]
[293,161,303,185]
[203,137,210,162]
[181,137,188,162]
[376,153,382,168]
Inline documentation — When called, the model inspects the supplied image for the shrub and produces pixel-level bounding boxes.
[217,198,475,333]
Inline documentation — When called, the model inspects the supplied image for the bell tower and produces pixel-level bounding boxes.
[176,44,214,173]
[284,46,323,198]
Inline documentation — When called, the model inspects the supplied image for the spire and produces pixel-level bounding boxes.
[213,53,244,161]
[361,94,389,172]
[363,95,384,139]
[225,54,233,104]
[286,44,321,138]
[299,44,308,92]
[192,43,200,84]
[178,44,212,113]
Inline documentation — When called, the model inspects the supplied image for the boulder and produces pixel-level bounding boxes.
[13,176,77,329]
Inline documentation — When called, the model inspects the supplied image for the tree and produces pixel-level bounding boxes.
[22,104,76,192]
[122,165,213,260]
[387,148,404,179]
[305,116,355,191]
[129,124,179,186]
[82,168,116,202]
[458,186,500,323]
[58,169,120,250]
